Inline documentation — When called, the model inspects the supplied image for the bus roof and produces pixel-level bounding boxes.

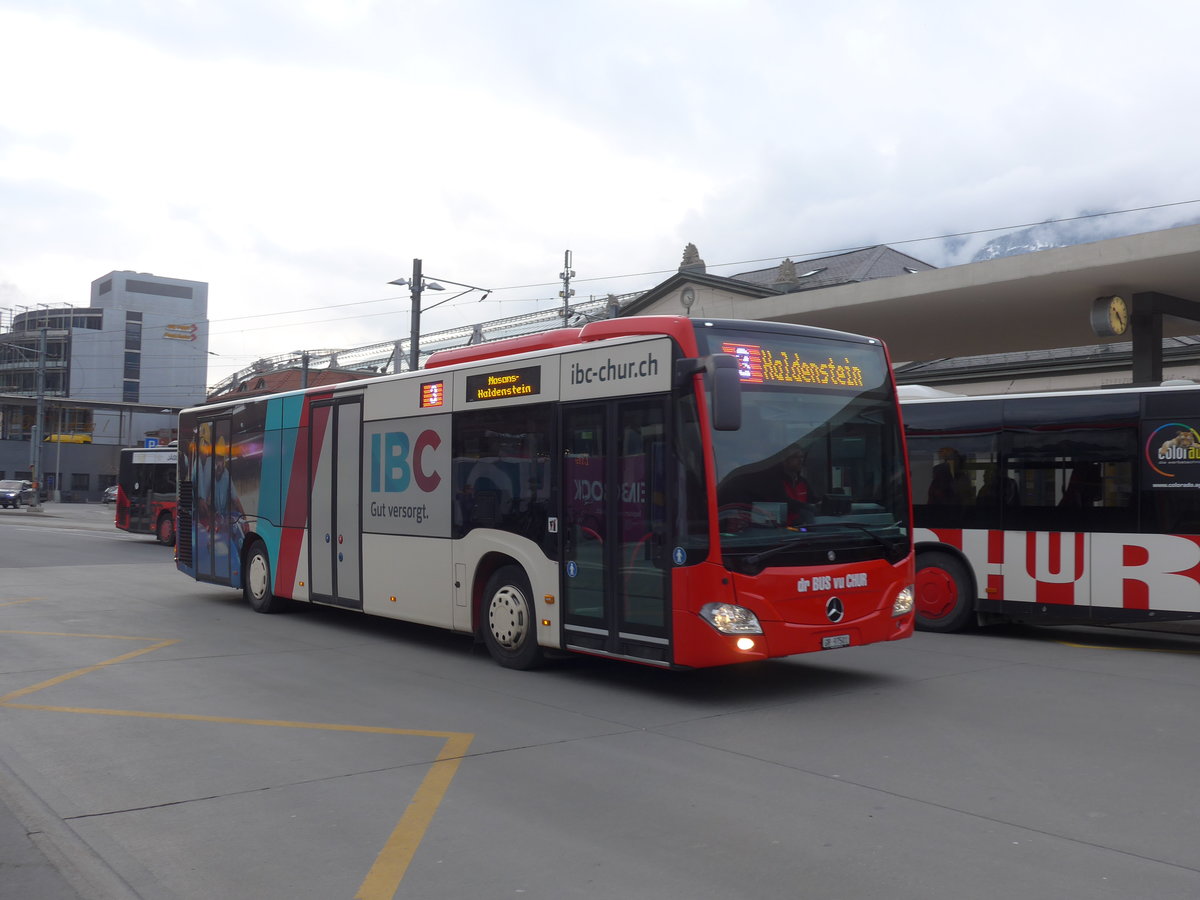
[898,380,1200,404]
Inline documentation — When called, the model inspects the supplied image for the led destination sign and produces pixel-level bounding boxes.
[465,366,542,403]
[721,341,869,388]
[419,381,445,408]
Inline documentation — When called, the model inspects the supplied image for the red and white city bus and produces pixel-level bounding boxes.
[175,316,915,669]
[902,382,1200,631]
[115,445,178,545]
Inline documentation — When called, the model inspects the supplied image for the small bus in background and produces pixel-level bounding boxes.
[902,382,1200,631]
[175,316,915,670]
[115,445,178,545]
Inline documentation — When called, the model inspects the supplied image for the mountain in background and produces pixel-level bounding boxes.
[968,210,1200,263]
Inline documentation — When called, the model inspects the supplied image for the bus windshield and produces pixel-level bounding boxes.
[699,327,910,568]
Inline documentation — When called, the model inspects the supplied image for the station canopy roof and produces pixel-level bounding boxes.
[749,225,1200,363]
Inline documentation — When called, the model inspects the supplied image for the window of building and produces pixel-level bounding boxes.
[126,279,193,300]
[71,473,90,491]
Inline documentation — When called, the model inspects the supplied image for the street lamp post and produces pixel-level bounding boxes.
[389,260,492,372]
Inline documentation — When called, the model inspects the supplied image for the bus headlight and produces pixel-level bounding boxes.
[893,585,914,616]
[700,602,763,634]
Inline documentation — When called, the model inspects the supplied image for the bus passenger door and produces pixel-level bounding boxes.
[195,417,233,584]
[309,399,363,610]
[562,399,671,665]
[127,468,152,535]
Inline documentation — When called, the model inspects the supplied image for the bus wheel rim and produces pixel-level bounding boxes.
[916,566,957,620]
[249,554,269,599]
[488,586,527,649]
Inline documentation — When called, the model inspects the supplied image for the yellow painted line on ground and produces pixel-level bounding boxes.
[0,632,474,899]
[0,629,167,640]
[1059,640,1200,655]
[0,598,41,607]
[3,701,472,739]
[0,638,178,705]
[355,731,475,900]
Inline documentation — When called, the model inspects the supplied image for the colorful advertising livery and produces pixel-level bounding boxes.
[178,317,915,670]
[1145,421,1200,486]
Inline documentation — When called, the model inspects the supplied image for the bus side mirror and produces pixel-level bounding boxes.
[673,358,705,386]
[673,355,742,431]
[707,353,742,431]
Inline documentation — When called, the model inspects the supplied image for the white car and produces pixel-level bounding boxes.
[103,484,119,504]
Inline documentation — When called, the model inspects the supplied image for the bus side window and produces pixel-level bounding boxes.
[673,394,708,561]
[452,404,556,556]
[903,399,1002,530]
[1002,396,1137,534]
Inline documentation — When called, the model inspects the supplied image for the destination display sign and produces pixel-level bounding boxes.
[419,380,445,408]
[720,340,870,389]
[465,366,542,403]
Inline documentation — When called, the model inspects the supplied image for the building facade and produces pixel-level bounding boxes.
[0,271,209,500]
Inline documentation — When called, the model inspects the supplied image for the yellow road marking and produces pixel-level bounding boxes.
[1,631,474,899]
[1059,640,1200,655]
[355,731,475,900]
[0,629,168,639]
[0,638,178,704]
[0,598,41,607]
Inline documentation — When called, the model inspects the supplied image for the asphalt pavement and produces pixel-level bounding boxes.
[3,502,1198,899]
[2,501,136,900]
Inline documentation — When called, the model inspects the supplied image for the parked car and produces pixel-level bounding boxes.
[103,484,119,504]
[0,479,36,508]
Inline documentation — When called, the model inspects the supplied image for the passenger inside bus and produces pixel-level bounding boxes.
[977,465,1019,507]
[1059,462,1102,508]
[927,447,974,506]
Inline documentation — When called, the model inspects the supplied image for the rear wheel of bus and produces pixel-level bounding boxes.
[244,540,288,614]
[156,512,175,546]
[481,565,543,670]
[914,551,976,633]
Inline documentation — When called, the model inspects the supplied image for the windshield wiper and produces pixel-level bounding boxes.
[743,522,904,567]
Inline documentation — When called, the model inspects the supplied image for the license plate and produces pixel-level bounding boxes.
[822,634,851,650]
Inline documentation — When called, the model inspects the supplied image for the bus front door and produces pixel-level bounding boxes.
[309,399,363,610]
[562,399,671,666]
[195,417,233,584]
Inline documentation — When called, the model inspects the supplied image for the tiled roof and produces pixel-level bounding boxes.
[731,245,934,292]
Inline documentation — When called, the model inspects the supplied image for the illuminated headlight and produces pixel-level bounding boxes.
[700,602,763,634]
[892,585,915,616]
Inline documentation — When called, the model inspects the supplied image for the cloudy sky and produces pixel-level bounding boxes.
[3,0,1199,386]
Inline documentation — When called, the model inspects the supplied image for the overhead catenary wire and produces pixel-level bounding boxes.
[200,197,1200,337]
[7,199,1200,390]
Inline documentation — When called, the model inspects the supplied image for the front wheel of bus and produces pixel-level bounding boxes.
[156,512,176,546]
[244,541,287,614]
[915,551,975,633]
[482,566,543,670]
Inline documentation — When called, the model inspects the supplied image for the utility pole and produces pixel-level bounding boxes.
[559,250,575,324]
[28,326,47,512]
[409,258,424,371]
